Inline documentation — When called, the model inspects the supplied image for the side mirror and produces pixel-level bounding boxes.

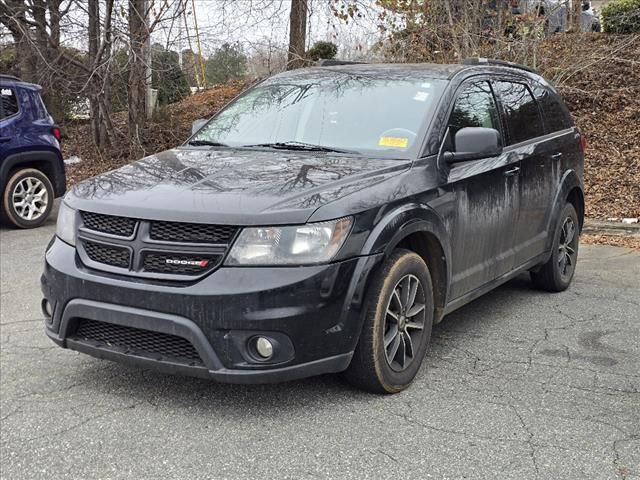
[192,119,207,135]
[444,127,502,164]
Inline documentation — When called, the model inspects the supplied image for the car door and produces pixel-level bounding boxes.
[444,79,521,300]
[492,79,554,267]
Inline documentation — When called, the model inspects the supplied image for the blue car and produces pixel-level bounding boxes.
[0,75,65,228]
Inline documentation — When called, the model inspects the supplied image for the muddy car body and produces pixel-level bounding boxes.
[42,60,584,392]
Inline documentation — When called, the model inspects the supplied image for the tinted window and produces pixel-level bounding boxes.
[193,75,447,159]
[448,81,501,149]
[1,88,19,118]
[494,81,544,144]
[531,83,573,132]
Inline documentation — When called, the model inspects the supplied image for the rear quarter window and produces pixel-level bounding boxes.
[531,83,574,133]
[1,87,19,119]
[493,81,545,144]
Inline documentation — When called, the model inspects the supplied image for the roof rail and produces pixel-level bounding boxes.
[318,59,367,67]
[462,58,538,74]
[0,74,23,82]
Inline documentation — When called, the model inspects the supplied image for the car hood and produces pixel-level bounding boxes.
[66,147,411,225]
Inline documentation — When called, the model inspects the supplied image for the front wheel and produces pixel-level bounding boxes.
[530,203,580,292]
[344,249,434,394]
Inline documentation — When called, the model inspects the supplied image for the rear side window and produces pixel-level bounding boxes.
[494,81,544,144]
[448,81,501,148]
[1,88,19,119]
[531,84,573,133]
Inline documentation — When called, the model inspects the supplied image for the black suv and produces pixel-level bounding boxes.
[42,60,584,393]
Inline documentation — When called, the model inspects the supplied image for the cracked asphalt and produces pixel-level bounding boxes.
[1,202,639,479]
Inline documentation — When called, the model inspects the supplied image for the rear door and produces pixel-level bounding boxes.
[492,79,551,267]
[444,79,521,300]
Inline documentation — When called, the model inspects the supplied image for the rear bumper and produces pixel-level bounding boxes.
[42,238,382,383]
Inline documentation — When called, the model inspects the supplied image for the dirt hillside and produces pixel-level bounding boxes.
[62,34,640,221]
[538,33,640,220]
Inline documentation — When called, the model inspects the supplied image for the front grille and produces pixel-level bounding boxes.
[150,221,237,244]
[83,240,131,268]
[142,252,221,275]
[78,211,235,279]
[81,211,136,237]
[73,319,203,365]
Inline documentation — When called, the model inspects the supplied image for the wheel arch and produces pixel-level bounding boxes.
[361,204,452,323]
[567,185,585,231]
[545,169,584,253]
[1,150,66,198]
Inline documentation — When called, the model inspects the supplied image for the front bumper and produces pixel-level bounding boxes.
[41,238,382,383]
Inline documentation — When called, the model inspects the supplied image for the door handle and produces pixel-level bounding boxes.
[504,166,520,176]
[551,153,563,160]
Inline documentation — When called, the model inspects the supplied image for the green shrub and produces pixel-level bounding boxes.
[307,41,338,61]
[601,0,640,33]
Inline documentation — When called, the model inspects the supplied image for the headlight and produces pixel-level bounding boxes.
[56,202,77,246]
[225,217,353,266]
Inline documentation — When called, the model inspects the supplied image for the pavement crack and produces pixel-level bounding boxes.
[510,405,540,477]
[612,435,639,479]
[375,448,399,464]
[0,317,42,326]
[22,402,143,443]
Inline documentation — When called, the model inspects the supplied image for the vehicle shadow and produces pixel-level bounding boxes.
[69,273,542,414]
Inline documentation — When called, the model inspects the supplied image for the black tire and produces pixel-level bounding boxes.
[345,249,434,394]
[1,168,54,229]
[530,203,580,292]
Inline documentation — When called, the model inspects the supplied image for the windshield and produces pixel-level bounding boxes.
[191,72,446,159]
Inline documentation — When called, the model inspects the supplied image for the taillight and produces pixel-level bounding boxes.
[52,126,61,141]
[580,135,587,152]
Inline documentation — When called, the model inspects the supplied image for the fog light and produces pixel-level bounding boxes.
[255,337,273,359]
[41,299,53,318]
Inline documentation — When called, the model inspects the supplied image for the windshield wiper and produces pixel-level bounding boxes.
[187,140,229,147]
[243,141,356,154]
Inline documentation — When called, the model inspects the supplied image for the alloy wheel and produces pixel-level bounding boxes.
[383,274,427,372]
[558,217,577,280]
[12,177,49,221]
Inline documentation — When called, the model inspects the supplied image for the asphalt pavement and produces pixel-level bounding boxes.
[1,201,639,479]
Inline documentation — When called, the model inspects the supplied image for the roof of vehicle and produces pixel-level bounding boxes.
[269,60,541,82]
[271,63,466,81]
[0,74,42,90]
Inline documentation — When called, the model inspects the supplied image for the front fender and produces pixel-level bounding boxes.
[361,203,452,308]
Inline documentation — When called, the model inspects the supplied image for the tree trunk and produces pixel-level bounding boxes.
[128,0,148,147]
[569,0,582,32]
[287,0,308,70]
[88,0,101,147]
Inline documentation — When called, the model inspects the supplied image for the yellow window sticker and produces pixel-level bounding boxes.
[379,136,409,148]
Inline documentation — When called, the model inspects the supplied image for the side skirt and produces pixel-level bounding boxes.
[442,251,549,316]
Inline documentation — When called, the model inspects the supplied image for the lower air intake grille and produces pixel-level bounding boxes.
[73,319,203,364]
[83,240,131,268]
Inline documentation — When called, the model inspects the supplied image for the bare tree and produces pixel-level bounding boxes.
[87,0,115,148]
[128,0,147,143]
[0,0,36,80]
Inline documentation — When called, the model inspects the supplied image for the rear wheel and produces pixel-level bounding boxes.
[2,168,54,229]
[345,249,434,394]
[530,203,580,292]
